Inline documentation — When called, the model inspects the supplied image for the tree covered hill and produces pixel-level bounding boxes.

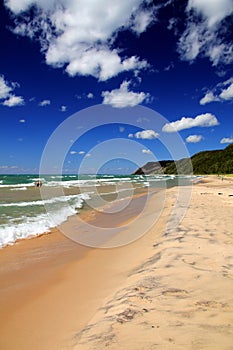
[133,144,233,175]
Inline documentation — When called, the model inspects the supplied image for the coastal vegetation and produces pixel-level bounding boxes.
[134,144,233,175]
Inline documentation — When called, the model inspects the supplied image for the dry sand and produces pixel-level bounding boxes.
[0,176,233,349]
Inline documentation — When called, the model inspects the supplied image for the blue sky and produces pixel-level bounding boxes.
[0,0,232,174]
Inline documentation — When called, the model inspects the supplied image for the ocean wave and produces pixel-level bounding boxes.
[0,193,90,208]
[0,183,35,188]
[0,193,90,248]
[10,187,27,191]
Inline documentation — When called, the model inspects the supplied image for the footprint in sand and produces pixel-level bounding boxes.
[195,300,227,309]
[162,288,188,298]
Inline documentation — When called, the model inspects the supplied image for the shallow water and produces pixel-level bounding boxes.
[0,174,197,248]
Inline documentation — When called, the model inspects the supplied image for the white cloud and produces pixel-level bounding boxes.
[128,133,134,138]
[200,78,233,104]
[39,99,51,106]
[78,151,85,155]
[2,95,24,107]
[163,113,219,133]
[220,137,233,144]
[64,49,148,81]
[102,80,149,108]
[142,149,152,154]
[0,75,13,99]
[60,105,67,112]
[135,129,159,139]
[19,119,26,123]
[178,0,233,66]
[76,92,94,100]
[5,0,153,81]
[219,83,233,100]
[186,134,203,143]
[119,126,125,133]
[0,75,24,107]
[70,151,77,155]
[222,77,233,86]
[187,0,233,27]
[200,91,220,105]
[131,8,154,34]
[167,17,178,33]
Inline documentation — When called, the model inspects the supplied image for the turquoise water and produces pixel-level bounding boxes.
[0,174,196,248]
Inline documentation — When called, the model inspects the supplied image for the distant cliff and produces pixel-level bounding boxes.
[133,144,233,175]
[133,160,173,175]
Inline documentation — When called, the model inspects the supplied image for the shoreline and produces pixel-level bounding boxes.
[0,182,154,249]
[0,187,169,349]
[1,175,233,349]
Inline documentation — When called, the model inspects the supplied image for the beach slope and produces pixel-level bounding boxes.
[0,176,233,349]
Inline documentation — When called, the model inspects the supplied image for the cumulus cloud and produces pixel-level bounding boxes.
[200,91,220,105]
[78,151,85,155]
[0,75,24,107]
[87,93,94,99]
[129,129,159,139]
[102,80,149,108]
[135,129,159,139]
[219,82,233,100]
[178,0,233,66]
[39,99,51,106]
[5,0,154,80]
[186,134,203,143]
[220,137,233,144]
[2,95,24,107]
[70,151,77,155]
[200,78,233,104]
[0,75,13,99]
[142,149,152,154]
[162,113,219,133]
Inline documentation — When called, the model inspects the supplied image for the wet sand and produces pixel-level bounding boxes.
[1,176,233,349]
[0,188,165,349]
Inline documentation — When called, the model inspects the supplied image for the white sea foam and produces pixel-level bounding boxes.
[0,194,89,208]
[0,183,35,188]
[10,187,27,191]
[30,177,46,182]
[0,193,90,248]
[43,178,133,188]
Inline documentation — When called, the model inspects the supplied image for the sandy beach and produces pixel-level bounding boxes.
[0,176,233,349]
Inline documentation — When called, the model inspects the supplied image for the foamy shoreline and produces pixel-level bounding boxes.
[0,173,171,248]
[0,175,233,349]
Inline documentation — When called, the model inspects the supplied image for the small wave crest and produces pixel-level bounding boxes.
[0,193,90,248]
[0,194,89,208]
